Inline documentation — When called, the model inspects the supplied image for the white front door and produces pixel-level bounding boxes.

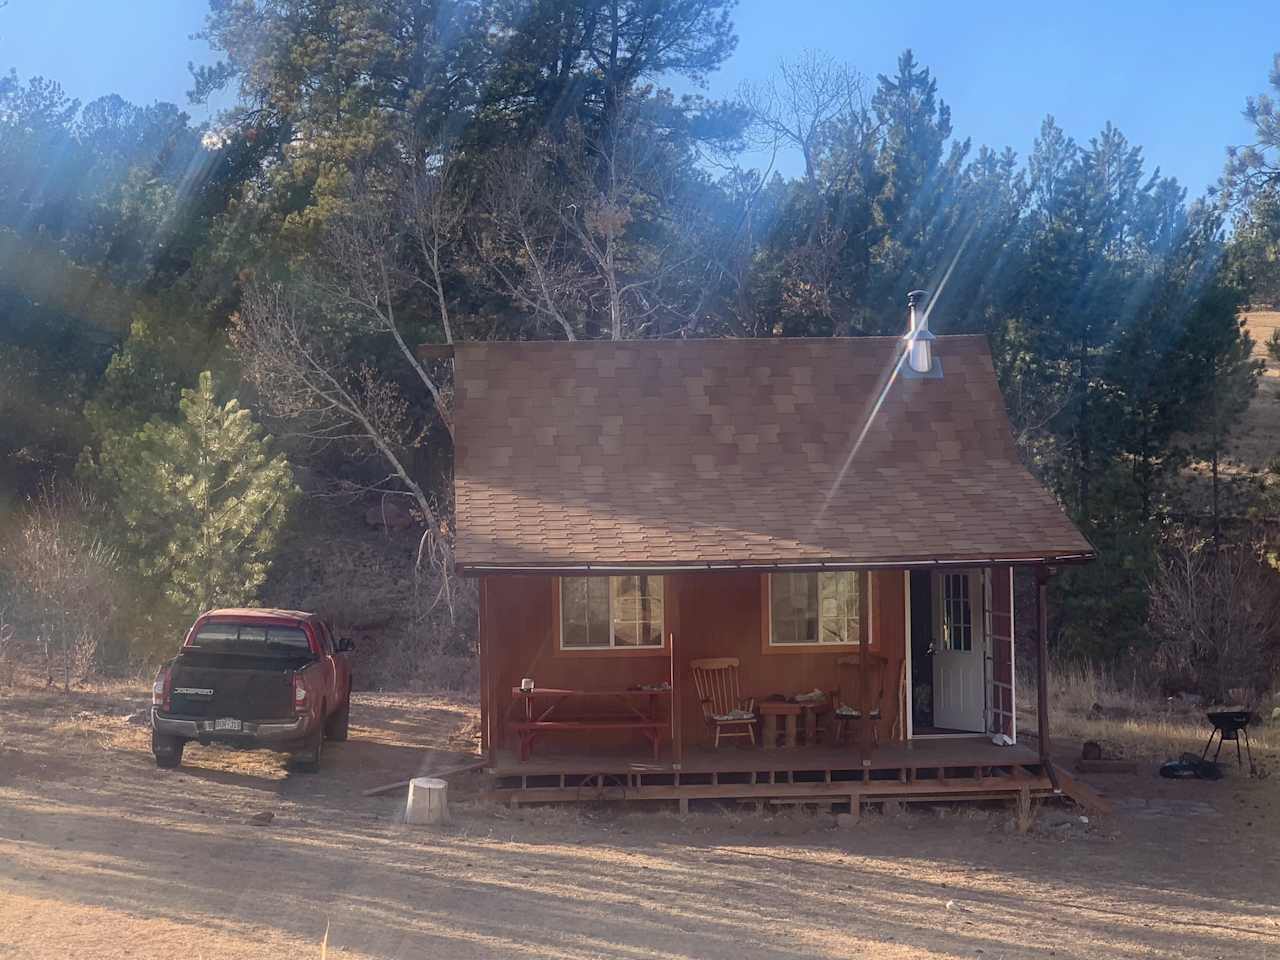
[932,571,986,732]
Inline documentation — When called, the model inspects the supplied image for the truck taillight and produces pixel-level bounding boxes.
[152,666,172,712]
[293,675,308,713]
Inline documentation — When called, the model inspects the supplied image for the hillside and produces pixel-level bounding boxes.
[260,495,477,691]
[1229,310,1280,470]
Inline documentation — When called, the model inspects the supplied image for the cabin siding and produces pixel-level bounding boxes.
[479,570,909,755]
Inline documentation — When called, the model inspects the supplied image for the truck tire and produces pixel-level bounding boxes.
[152,731,185,769]
[295,726,323,773]
[325,692,351,742]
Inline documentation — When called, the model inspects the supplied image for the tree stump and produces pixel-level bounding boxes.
[405,777,450,825]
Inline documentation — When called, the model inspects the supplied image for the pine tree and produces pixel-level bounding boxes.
[866,50,969,330]
[89,371,298,617]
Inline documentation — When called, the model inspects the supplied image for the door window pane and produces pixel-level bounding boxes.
[942,573,972,651]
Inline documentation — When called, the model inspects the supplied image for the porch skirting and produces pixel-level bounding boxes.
[486,738,1059,812]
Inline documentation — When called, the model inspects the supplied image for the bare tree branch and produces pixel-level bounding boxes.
[318,180,455,438]
[232,282,439,528]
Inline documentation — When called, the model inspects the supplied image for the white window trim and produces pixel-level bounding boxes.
[558,575,666,651]
[765,571,873,647]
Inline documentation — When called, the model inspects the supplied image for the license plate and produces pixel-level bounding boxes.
[214,718,242,732]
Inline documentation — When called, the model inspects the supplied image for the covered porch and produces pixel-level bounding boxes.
[477,564,1073,809]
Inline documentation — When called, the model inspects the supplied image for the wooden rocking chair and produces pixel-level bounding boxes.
[690,657,757,747]
[831,653,888,747]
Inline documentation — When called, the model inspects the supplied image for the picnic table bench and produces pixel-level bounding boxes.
[510,687,670,761]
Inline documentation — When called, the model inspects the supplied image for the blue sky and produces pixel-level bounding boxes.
[1,0,1275,197]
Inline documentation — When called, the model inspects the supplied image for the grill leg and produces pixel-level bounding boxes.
[1236,733,1244,768]
[1243,728,1255,773]
[1201,728,1218,762]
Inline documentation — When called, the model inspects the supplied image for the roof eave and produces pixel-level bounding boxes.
[457,552,1097,576]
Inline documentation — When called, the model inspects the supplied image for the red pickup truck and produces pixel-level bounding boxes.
[150,608,353,772]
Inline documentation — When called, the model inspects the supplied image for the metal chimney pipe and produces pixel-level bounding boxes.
[904,290,934,374]
[906,290,926,330]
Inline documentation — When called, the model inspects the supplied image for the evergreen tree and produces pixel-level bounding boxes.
[865,50,970,330]
[87,372,298,617]
[1229,185,1280,306]
[482,0,739,136]
[1225,51,1280,202]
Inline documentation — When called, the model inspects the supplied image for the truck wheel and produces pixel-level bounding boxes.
[152,731,185,769]
[295,727,323,773]
[325,692,350,742]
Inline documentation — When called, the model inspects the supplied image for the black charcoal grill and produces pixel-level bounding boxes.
[1201,710,1254,771]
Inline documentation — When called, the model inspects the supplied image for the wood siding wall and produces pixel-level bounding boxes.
[479,570,908,754]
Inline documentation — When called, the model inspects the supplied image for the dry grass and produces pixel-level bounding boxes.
[1022,660,1279,766]
[1012,789,1037,834]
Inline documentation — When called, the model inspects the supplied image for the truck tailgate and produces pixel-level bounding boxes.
[169,658,302,721]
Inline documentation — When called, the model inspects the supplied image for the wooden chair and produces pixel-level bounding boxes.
[690,657,757,747]
[831,653,888,747]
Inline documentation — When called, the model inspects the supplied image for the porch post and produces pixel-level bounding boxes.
[1035,566,1051,768]
[670,626,683,766]
[859,573,871,767]
[478,577,489,758]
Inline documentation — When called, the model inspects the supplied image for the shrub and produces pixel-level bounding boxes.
[0,486,120,689]
[1147,531,1280,701]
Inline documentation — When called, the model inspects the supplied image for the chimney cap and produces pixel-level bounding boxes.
[906,289,929,308]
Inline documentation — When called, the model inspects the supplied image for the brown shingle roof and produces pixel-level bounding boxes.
[453,335,1094,572]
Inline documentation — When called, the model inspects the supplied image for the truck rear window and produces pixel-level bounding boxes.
[188,623,313,656]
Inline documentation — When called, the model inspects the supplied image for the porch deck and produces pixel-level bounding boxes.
[488,738,1059,811]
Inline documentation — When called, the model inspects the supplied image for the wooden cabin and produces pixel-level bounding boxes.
[450,333,1096,811]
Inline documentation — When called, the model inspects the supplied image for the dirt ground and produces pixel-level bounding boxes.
[1,685,1277,960]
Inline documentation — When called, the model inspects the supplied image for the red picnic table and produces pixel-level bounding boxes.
[510,686,671,761]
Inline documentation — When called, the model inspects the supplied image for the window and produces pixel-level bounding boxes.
[940,573,973,651]
[560,576,664,650]
[189,622,313,656]
[768,572,864,646]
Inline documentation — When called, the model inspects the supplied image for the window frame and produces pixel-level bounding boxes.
[761,571,872,653]
[554,575,670,656]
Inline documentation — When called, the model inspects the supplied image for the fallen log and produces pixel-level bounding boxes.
[362,759,486,797]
